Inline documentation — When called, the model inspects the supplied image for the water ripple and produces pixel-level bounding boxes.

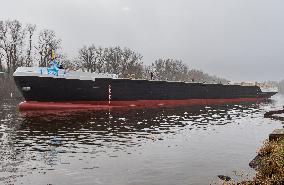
[0,98,282,184]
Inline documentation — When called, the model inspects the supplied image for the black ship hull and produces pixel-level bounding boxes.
[13,73,277,111]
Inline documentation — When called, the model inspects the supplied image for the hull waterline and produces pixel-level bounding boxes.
[19,98,267,111]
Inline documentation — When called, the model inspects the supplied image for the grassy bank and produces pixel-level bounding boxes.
[0,77,23,100]
[222,139,284,184]
[252,139,284,184]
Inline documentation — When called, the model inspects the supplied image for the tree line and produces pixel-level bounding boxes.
[0,20,62,74]
[0,19,229,84]
[268,80,284,94]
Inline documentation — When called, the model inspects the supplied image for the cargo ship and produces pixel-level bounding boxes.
[13,67,278,111]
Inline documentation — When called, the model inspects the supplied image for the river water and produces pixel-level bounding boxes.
[0,96,284,185]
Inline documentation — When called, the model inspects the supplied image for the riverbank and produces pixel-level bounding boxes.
[250,138,284,184]
[222,139,284,184]
[0,77,23,100]
[220,108,284,184]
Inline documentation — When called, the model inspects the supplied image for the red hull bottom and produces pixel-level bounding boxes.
[19,98,265,111]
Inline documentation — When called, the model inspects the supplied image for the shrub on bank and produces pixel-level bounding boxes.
[221,139,284,184]
[252,139,284,184]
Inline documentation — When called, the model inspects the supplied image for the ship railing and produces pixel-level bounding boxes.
[260,87,279,93]
[14,67,117,79]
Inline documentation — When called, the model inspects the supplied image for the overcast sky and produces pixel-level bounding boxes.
[1,0,284,82]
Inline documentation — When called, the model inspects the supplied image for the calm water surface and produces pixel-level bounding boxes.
[1,96,284,185]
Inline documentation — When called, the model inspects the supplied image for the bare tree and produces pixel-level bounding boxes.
[151,58,228,83]
[36,29,61,67]
[188,69,228,83]
[25,24,36,67]
[151,59,188,81]
[0,20,26,74]
[8,20,26,72]
[101,46,143,77]
[60,57,77,70]
[95,47,105,73]
[119,47,143,78]
[77,45,143,78]
[103,46,121,75]
[0,53,4,72]
[141,65,152,80]
[277,80,284,94]
[78,45,96,72]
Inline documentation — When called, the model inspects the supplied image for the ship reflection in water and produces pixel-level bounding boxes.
[0,97,283,185]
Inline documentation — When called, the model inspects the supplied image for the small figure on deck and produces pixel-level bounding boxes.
[150,72,154,80]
